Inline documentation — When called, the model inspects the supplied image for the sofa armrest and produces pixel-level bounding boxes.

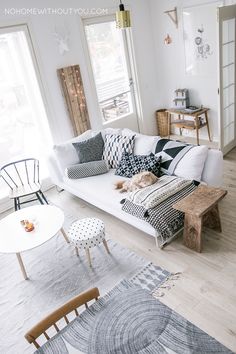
[201,149,223,187]
[46,152,64,186]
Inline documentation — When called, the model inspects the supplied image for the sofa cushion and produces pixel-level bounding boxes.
[174,145,208,181]
[72,132,104,163]
[53,130,92,174]
[122,128,160,155]
[115,153,162,178]
[154,138,193,175]
[103,134,135,168]
[66,160,109,179]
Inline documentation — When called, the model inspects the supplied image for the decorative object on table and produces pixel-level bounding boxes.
[68,218,110,267]
[57,65,90,136]
[33,279,233,353]
[0,158,48,211]
[164,34,172,45]
[20,220,35,232]
[166,107,211,145]
[173,185,227,252]
[116,0,131,29]
[155,109,169,137]
[183,3,218,75]
[164,7,178,28]
[173,88,189,109]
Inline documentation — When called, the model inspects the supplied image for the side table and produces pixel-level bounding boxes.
[166,108,211,145]
[173,185,227,252]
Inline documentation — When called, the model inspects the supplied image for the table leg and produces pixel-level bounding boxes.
[195,116,200,145]
[205,111,212,142]
[61,227,70,243]
[183,214,202,253]
[168,113,171,138]
[16,253,28,280]
[203,204,222,232]
[75,247,79,257]
[178,114,182,136]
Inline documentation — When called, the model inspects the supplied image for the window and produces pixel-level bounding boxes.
[84,18,135,122]
[0,26,52,198]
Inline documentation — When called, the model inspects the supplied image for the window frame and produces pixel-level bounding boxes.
[82,14,142,128]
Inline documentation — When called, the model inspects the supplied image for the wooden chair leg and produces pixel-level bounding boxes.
[86,248,92,267]
[103,239,110,254]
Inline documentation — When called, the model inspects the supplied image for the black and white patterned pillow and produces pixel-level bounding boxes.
[66,160,109,179]
[103,134,135,169]
[115,153,162,178]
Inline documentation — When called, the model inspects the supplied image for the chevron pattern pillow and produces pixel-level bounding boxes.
[115,153,162,178]
[103,134,135,168]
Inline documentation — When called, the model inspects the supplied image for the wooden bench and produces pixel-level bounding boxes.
[173,185,227,252]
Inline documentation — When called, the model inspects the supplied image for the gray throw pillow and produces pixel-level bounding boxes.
[72,132,104,163]
[66,160,109,179]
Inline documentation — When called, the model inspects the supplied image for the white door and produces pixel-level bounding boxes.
[219,5,236,155]
[84,16,140,132]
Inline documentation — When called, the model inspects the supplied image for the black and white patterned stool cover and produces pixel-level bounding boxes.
[68,218,105,250]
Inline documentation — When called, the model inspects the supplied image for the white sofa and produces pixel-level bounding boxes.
[47,128,223,246]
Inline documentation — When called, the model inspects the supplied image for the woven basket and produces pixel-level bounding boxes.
[156,109,168,137]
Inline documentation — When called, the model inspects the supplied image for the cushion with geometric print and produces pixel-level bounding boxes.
[103,134,135,169]
[115,152,162,178]
[154,138,193,175]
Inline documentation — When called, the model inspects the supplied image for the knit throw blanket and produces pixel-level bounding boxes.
[126,175,192,210]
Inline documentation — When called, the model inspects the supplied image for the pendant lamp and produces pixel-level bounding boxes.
[116,1,131,29]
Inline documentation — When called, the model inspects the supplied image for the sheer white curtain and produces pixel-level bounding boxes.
[0,26,52,200]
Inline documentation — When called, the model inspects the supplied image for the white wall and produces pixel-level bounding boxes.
[149,0,223,142]
[0,0,159,143]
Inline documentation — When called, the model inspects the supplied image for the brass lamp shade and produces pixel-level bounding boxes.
[116,2,131,28]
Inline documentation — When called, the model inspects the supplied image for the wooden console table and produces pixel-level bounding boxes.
[173,185,227,252]
[166,108,211,145]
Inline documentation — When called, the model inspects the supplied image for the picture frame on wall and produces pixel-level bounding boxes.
[182,2,221,76]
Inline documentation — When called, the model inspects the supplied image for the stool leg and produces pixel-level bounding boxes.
[61,228,70,243]
[86,248,92,267]
[103,239,110,254]
[75,247,79,257]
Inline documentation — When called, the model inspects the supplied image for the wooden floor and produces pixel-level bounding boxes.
[1,146,235,351]
[45,147,236,352]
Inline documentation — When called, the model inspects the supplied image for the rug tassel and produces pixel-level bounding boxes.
[152,272,182,299]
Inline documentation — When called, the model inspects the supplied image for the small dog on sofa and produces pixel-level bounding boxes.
[115,171,158,193]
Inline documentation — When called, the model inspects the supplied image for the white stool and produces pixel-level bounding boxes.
[68,218,110,267]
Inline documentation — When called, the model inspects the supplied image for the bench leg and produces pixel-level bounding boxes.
[183,214,202,253]
[203,204,222,232]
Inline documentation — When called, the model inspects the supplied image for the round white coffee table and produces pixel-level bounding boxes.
[0,205,69,280]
